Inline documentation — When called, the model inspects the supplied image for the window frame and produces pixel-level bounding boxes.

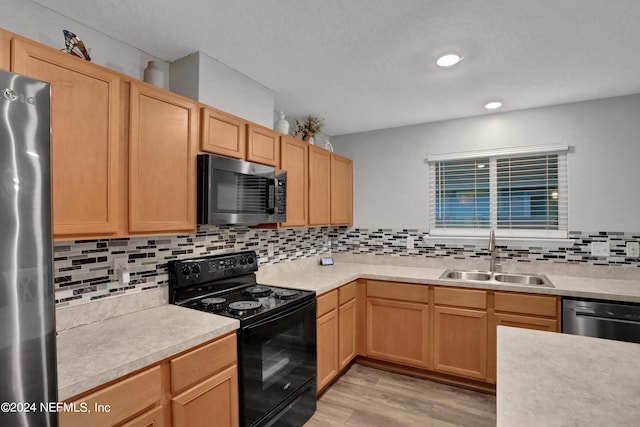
[427,144,569,239]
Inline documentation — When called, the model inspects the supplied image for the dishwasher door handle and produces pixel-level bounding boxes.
[575,309,640,325]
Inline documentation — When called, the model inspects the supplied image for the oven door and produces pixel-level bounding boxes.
[238,298,317,427]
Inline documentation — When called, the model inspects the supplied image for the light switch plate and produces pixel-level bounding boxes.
[591,241,610,257]
[626,242,640,258]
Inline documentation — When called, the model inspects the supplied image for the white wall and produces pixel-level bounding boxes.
[332,94,640,232]
[1,0,170,86]
[171,52,275,128]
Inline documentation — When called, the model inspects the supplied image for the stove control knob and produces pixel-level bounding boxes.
[182,265,192,276]
[247,256,254,264]
[192,264,201,275]
[230,259,237,266]
[240,257,247,265]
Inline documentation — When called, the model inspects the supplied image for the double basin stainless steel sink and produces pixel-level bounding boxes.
[439,269,555,288]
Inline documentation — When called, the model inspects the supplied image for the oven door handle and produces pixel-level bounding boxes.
[243,299,315,334]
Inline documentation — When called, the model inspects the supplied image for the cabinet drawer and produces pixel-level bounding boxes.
[339,281,357,305]
[317,290,338,317]
[366,281,428,303]
[434,287,486,309]
[59,366,162,427]
[494,292,558,317]
[171,333,237,394]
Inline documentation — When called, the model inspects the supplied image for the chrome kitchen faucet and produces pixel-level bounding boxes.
[488,230,501,273]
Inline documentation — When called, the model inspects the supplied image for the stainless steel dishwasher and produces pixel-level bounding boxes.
[563,298,640,344]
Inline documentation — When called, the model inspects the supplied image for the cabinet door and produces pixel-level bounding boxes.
[246,123,279,167]
[59,366,162,427]
[12,37,120,238]
[129,82,197,234]
[120,406,164,427]
[330,153,353,225]
[172,364,239,427]
[487,312,558,384]
[339,298,357,369]
[433,306,488,380]
[366,298,429,368]
[316,308,339,392]
[200,107,246,159]
[280,136,308,227]
[1,29,10,70]
[308,145,331,226]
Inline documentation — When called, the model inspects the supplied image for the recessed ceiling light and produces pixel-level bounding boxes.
[436,53,463,67]
[484,101,503,110]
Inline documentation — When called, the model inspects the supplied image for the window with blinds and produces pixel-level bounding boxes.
[428,147,568,238]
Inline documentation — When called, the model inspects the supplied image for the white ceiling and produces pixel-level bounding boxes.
[32,0,640,136]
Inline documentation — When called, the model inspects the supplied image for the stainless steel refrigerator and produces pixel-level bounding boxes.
[0,70,57,426]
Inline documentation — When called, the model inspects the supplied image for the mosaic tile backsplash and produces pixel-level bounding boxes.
[329,229,640,268]
[55,225,640,307]
[54,225,336,306]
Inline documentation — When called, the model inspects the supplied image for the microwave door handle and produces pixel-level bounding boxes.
[266,179,276,214]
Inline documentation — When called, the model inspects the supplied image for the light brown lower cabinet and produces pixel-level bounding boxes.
[365,280,430,369]
[59,332,238,427]
[321,280,561,391]
[487,291,560,383]
[59,366,163,427]
[316,290,339,392]
[339,298,357,369]
[433,305,488,380]
[120,406,164,427]
[172,365,239,427]
[316,281,361,393]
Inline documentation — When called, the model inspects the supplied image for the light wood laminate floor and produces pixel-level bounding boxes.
[305,364,496,427]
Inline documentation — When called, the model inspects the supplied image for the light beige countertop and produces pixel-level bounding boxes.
[497,326,640,426]
[56,254,640,400]
[56,305,238,400]
[257,256,640,303]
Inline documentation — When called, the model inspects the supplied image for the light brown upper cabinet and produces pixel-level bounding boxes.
[308,145,331,226]
[12,36,121,239]
[330,153,353,226]
[0,29,10,70]
[129,82,197,234]
[200,106,247,159]
[247,123,279,167]
[280,136,308,227]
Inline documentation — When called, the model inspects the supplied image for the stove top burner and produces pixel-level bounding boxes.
[274,289,302,300]
[228,301,263,315]
[201,297,226,311]
[243,285,272,298]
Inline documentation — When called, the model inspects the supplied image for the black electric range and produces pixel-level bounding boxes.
[168,251,317,427]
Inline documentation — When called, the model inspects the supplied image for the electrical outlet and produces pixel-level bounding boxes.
[113,257,129,284]
[626,242,640,258]
[113,257,128,272]
[406,236,414,250]
[267,243,274,257]
[591,241,610,257]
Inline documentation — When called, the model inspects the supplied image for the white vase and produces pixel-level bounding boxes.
[143,61,164,88]
[308,137,315,145]
[274,111,290,134]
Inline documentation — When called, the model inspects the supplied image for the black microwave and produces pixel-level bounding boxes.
[197,154,287,225]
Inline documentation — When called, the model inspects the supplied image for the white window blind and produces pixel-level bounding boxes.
[428,146,568,238]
